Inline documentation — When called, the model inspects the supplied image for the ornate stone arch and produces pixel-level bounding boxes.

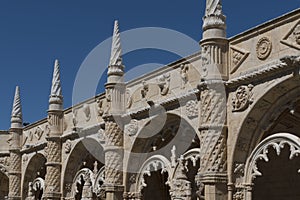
[243,133,300,199]
[125,113,198,175]
[230,75,300,176]
[135,155,172,195]
[62,137,105,199]
[22,153,46,200]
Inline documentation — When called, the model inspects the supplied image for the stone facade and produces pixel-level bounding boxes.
[0,1,300,200]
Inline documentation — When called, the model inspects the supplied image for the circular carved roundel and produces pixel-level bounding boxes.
[256,37,272,60]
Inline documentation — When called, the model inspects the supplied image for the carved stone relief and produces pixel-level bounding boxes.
[0,156,10,169]
[22,126,45,146]
[281,21,300,50]
[125,119,138,136]
[126,89,133,109]
[72,109,78,129]
[141,81,149,99]
[230,46,249,74]
[157,73,170,96]
[201,45,210,77]
[83,104,91,122]
[170,157,192,200]
[185,100,199,119]
[180,64,189,89]
[234,163,245,176]
[96,98,104,117]
[171,145,177,168]
[233,189,244,200]
[256,37,272,60]
[64,139,72,154]
[232,84,254,112]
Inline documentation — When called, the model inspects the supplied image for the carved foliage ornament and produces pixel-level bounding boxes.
[232,84,254,112]
[185,100,199,119]
[256,37,272,60]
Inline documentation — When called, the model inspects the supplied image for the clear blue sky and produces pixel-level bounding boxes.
[0,0,299,129]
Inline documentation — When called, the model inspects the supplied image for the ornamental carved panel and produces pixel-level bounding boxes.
[281,21,300,50]
[256,37,272,60]
[232,85,254,112]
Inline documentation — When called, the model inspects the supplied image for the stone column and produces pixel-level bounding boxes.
[103,20,125,200]
[103,117,124,200]
[43,59,63,200]
[196,0,229,199]
[8,86,23,200]
[196,81,228,200]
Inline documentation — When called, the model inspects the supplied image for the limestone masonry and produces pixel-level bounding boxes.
[0,0,300,199]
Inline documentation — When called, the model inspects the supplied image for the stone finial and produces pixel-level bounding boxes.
[107,20,124,84]
[109,20,123,66]
[11,86,23,128]
[203,0,226,33]
[49,59,63,110]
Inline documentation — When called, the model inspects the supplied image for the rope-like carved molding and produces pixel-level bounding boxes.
[244,133,300,184]
[226,56,300,89]
[136,155,171,193]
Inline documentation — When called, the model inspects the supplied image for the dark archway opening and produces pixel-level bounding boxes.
[142,169,171,200]
[186,159,201,200]
[64,138,105,199]
[0,171,8,199]
[23,154,46,200]
[253,145,300,200]
[75,176,85,200]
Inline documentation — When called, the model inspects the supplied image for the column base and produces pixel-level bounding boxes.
[196,172,228,200]
[105,185,124,200]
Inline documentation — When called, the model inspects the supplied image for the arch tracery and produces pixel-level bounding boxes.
[242,133,300,200]
[244,133,300,184]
